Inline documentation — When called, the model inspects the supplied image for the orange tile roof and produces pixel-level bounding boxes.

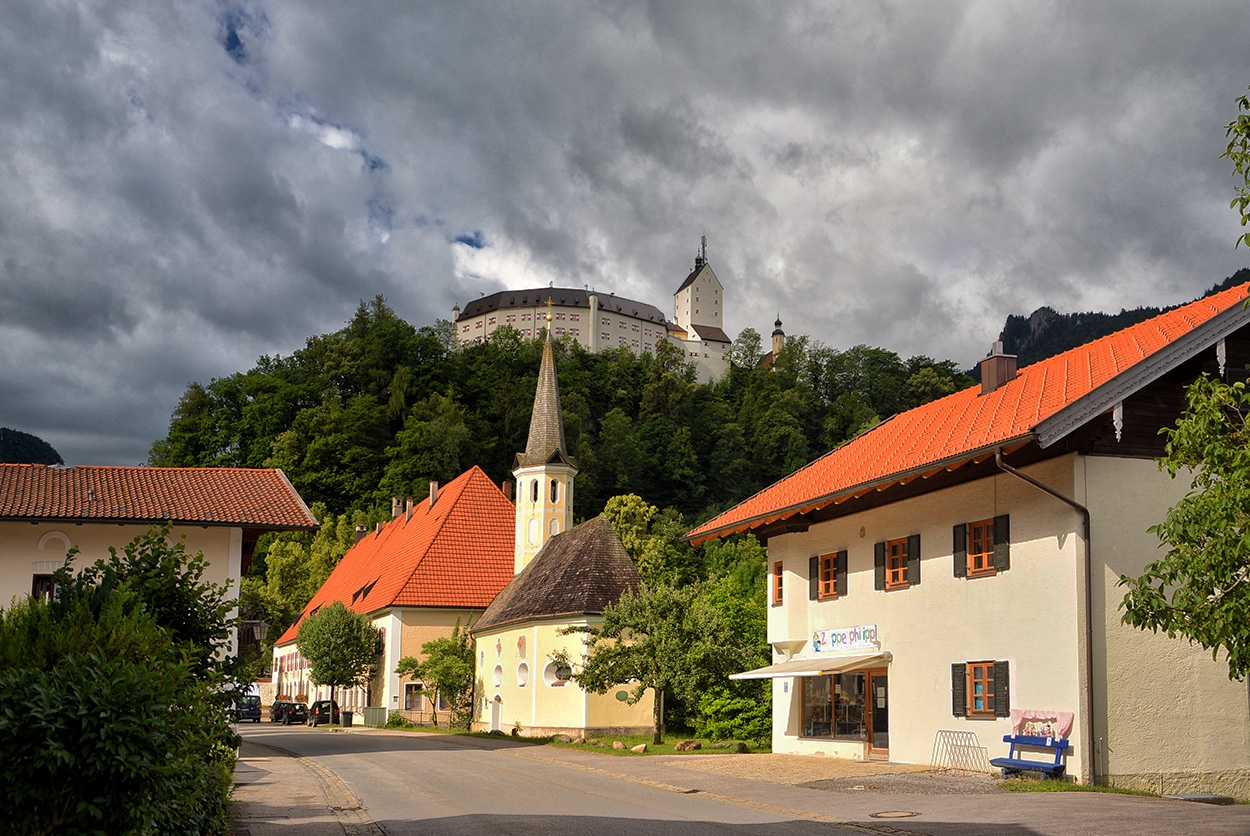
[689,283,1250,545]
[275,466,516,645]
[0,464,317,530]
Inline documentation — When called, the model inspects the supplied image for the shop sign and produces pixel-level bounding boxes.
[812,624,878,653]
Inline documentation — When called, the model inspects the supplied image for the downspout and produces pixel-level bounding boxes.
[995,450,1098,786]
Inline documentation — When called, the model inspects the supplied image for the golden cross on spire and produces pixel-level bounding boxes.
[545,296,553,323]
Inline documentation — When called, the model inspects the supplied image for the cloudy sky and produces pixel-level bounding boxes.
[4,1,1250,466]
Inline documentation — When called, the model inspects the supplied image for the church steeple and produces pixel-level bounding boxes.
[512,299,578,574]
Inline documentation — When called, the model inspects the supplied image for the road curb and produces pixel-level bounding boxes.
[237,740,385,836]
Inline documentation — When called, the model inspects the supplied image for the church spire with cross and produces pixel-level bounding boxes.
[511,296,578,573]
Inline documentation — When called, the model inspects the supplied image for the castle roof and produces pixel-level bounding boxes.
[274,466,516,645]
[456,287,668,325]
[0,464,316,531]
[689,282,1250,545]
[472,515,640,632]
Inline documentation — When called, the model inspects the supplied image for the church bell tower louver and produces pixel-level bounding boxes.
[512,300,578,574]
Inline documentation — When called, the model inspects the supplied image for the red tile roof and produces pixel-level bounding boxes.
[0,464,317,530]
[689,283,1250,545]
[275,466,516,645]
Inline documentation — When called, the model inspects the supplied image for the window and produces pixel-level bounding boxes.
[952,661,1009,718]
[531,479,539,503]
[772,561,784,605]
[461,324,470,333]
[954,515,1010,577]
[31,574,56,601]
[809,552,846,600]
[875,535,920,590]
[404,682,425,710]
[570,313,579,322]
[550,479,558,503]
[488,316,497,325]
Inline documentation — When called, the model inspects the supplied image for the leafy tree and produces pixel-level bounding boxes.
[555,580,754,744]
[394,619,475,729]
[1223,85,1250,248]
[0,426,62,464]
[1121,375,1250,679]
[727,327,763,368]
[296,601,383,711]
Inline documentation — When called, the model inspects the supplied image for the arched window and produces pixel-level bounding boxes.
[550,479,559,503]
[531,479,538,503]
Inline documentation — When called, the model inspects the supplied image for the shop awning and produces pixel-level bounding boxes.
[729,653,886,680]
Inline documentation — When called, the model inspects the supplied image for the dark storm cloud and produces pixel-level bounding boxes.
[1,0,1249,464]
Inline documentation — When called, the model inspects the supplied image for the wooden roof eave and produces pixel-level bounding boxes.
[686,434,1036,547]
[1035,301,1250,448]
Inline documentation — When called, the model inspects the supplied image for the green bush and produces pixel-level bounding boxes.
[0,527,240,835]
[695,682,772,746]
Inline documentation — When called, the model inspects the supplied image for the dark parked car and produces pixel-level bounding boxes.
[269,700,294,723]
[236,695,262,723]
[307,700,340,727]
[283,702,309,725]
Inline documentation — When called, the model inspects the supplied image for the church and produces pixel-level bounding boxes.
[469,304,655,736]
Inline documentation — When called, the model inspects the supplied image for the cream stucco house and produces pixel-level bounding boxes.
[690,283,1250,797]
[272,466,516,718]
[470,308,654,736]
[0,464,318,655]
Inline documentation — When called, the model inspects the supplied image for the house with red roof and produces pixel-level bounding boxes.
[0,464,317,654]
[271,465,516,719]
[689,283,1250,797]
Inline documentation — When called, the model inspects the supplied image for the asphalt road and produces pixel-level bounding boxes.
[237,724,858,835]
[235,724,1250,836]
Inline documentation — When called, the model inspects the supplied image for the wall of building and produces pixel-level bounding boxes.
[764,456,1086,776]
[1085,455,1250,797]
[472,617,654,736]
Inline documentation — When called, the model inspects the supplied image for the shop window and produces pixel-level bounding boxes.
[772,561,783,605]
[809,551,847,600]
[954,515,1010,577]
[874,535,920,590]
[951,660,1010,718]
[802,671,888,749]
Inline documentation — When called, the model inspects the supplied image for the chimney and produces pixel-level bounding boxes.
[354,524,368,543]
[502,481,513,503]
[405,496,414,522]
[428,481,439,507]
[980,341,1018,395]
[375,522,384,534]
[391,497,403,519]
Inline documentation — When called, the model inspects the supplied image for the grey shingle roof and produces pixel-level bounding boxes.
[472,516,641,632]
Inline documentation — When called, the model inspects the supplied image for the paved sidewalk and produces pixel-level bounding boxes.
[231,740,382,836]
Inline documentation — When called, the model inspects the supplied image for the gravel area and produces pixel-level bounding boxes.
[800,771,1004,795]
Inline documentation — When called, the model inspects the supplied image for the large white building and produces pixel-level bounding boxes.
[452,240,731,383]
[691,283,1250,798]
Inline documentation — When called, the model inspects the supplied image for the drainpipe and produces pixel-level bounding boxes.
[995,450,1098,786]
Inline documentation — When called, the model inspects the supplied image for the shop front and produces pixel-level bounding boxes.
[733,624,890,759]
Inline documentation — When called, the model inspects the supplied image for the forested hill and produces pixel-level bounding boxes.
[0,427,62,465]
[148,297,973,523]
[996,269,1250,369]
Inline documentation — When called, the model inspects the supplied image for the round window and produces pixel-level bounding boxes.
[492,664,503,689]
[517,662,530,687]
[543,660,573,687]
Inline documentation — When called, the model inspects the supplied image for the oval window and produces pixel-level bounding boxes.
[543,660,573,687]
[517,662,530,687]
[493,664,503,689]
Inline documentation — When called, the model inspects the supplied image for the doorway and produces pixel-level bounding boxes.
[490,696,502,732]
[867,669,888,757]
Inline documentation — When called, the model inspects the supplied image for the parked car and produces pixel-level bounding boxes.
[236,694,262,723]
[307,700,340,727]
[283,702,309,725]
[269,700,294,723]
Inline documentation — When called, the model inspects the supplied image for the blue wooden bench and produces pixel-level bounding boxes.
[989,734,1069,779]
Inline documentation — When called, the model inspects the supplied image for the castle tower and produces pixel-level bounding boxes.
[512,300,578,574]
[673,235,724,335]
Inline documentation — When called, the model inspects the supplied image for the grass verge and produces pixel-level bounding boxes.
[999,778,1156,796]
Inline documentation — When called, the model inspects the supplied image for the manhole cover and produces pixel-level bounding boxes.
[870,811,919,819]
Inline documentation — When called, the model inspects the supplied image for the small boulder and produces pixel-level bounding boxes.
[612,740,626,750]
[674,740,702,752]
[711,742,728,749]
[588,738,603,746]
[573,735,586,744]
[726,742,749,753]
[554,734,574,743]
[630,743,647,753]
[488,729,507,737]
